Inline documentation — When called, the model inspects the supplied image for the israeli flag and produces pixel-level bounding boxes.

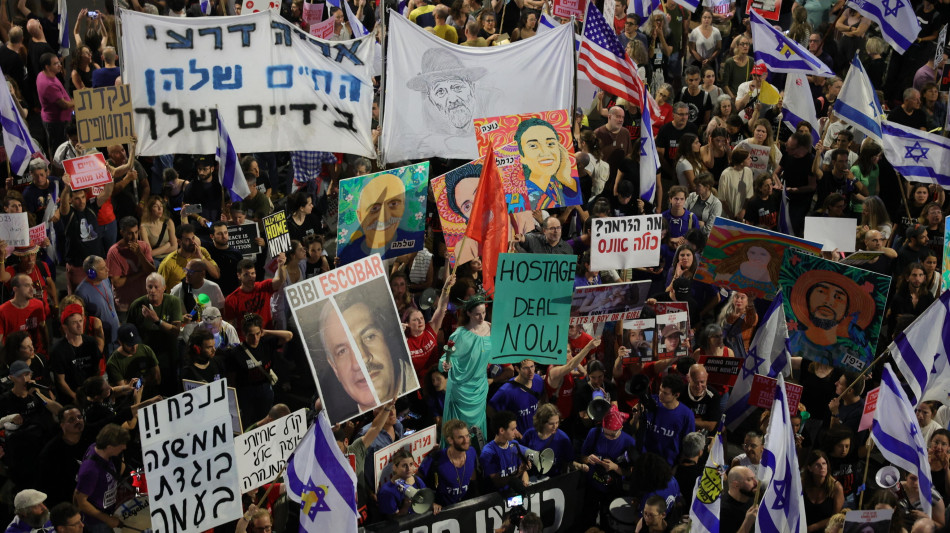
[881,120,950,189]
[847,0,920,54]
[889,291,950,406]
[689,419,725,533]
[873,363,934,515]
[215,112,251,202]
[783,72,820,145]
[757,373,807,533]
[342,0,368,36]
[749,10,834,76]
[56,0,68,56]
[629,0,662,19]
[539,12,558,30]
[833,54,884,143]
[199,0,213,15]
[639,84,659,204]
[0,77,41,176]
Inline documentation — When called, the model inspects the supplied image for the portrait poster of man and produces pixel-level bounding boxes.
[473,110,582,210]
[569,281,650,324]
[655,310,689,359]
[780,249,891,373]
[694,217,823,301]
[336,162,430,265]
[843,509,893,533]
[431,156,535,266]
[287,254,420,425]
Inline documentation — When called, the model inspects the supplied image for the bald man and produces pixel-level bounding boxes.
[859,229,897,277]
[680,364,721,433]
[721,466,757,533]
[593,106,632,187]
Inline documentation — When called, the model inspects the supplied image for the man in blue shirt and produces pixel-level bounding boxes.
[419,419,479,506]
[489,359,545,436]
[479,411,529,492]
[640,374,696,465]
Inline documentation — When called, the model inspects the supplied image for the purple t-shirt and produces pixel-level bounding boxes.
[75,444,120,526]
[36,73,72,122]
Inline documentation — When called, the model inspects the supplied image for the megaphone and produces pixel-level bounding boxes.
[419,288,440,310]
[396,480,436,514]
[520,446,556,475]
[875,465,912,512]
[587,389,612,422]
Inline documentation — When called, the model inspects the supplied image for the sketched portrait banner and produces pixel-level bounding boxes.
[336,162,429,265]
[286,254,420,425]
[473,110,582,210]
[694,217,823,301]
[779,249,891,373]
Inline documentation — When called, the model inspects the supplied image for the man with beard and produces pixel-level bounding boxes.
[158,224,221,291]
[181,328,225,383]
[207,221,245,296]
[788,271,877,367]
[38,407,90,507]
[182,156,223,226]
[5,490,53,533]
[337,173,416,264]
[720,466,757,533]
[419,419,480,506]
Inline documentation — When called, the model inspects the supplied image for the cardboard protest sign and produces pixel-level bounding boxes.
[699,356,741,388]
[656,305,689,359]
[473,110,582,210]
[490,253,575,364]
[590,214,663,271]
[748,374,803,413]
[235,409,307,492]
[74,85,134,148]
[804,217,858,252]
[28,223,45,247]
[780,249,890,372]
[844,509,892,533]
[620,318,655,363]
[309,17,335,38]
[569,281,650,324]
[64,153,111,191]
[336,163,429,265]
[694,218,823,300]
[228,223,262,255]
[0,213,29,247]
[372,425,438,489]
[138,380,242,533]
[182,379,243,434]
[243,0,281,13]
[431,155,534,266]
[746,0,782,21]
[859,386,880,432]
[553,0,584,20]
[743,143,772,175]
[262,211,291,257]
[286,254,420,425]
[943,216,950,293]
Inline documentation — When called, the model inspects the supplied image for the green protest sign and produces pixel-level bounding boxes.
[490,253,576,364]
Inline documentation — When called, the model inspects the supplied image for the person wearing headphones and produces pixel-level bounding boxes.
[180,328,224,384]
[74,256,119,354]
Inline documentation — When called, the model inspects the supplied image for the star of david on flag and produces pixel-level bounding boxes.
[757,374,806,533]
[881,120,950,189]
[847,0,920,53]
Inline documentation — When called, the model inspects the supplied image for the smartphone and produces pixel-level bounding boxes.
[506,495,523,508]
[134,379,143,390]
[181,204,202,217]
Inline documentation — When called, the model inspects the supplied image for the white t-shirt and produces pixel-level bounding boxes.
[689,26,722,60]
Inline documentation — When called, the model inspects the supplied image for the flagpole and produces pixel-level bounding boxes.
[858,440,874,509]
[450,235,468,277]
[377,10,389,167]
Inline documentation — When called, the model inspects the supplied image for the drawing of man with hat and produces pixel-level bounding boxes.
[788,269,877,368]
[407,48,488,144]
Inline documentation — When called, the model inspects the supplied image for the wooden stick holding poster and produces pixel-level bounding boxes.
[590,214,662,271]
[262,211,291,257]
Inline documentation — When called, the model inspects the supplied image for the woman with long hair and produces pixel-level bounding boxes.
[718,148,755,220]
[701,66,723,102]
[701,126,732,179]
[139,195,177,265]
[440,294,492,440]
[685,173,723,235]
[851,141,883,214]
[511,10,538,41]
[666,243,698,288]
[824,428,858,508]
[738,119,781,177]
[580,131,610,196]
[390,271,417,318]
[4,331,53,391]
[802,450,844,532]
[717,290,758,356]
[928,428,950,501]
[815,77,843,119]
[922,252,940,297]
[674,133,704,190]
[70,44,99,93]
[720,34,752,98]
[688,9,722,70]
[286,191,320,244]
[787,3,812,45]
[446,0,470,37]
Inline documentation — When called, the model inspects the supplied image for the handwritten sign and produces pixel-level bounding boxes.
[228,223,262,255]
[182,379,242,435]
[64,153,111,191]
[74,85,134,149]
[590,214,662,271]
[138,380,242,533]
[309,17,335,39]
[859,386,880,432]
[746,0,781,20]
[372,425,438,489]
[243,0,281,14]
[302,2,324,25]
[235,409,307,492]
[552,0,584,20]
[28,223,45,247]
[744,143,771,176]
[0,213,29,247]
[262,211,291,257]
[491,254,576,364]
[748,374,803,414]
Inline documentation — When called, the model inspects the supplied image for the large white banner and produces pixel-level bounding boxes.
[122,9,375,156]
[138,379,242,533]
[590,214,663,271]
[381,13,574,163]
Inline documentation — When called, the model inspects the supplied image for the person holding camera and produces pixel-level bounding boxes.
[579,405,636,528]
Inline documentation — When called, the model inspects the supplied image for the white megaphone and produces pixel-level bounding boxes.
[521,446,556,475]
[875,465,912,511]
[418,288,440,310]
[396,480,436,514]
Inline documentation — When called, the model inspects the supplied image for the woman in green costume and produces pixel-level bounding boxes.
[440,294,491,441]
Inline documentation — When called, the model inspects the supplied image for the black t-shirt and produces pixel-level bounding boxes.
[225,337,279,387]
[720,492,753,533]
[743,193,781,229]
[206,244,244,296]
[815,173,857,209]
[181,359,226,384]
[63,206,104,266]
[183,178,224,223]
[0,46,27,87]
[779,150,816,204]
[656,123,699,168]
[887,106,927,130]
[49,335,102,397]
[680,388,722,423]
[38,436,90,507]
[677,88,712,128]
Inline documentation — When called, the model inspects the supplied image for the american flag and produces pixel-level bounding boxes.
[578,0,651,114]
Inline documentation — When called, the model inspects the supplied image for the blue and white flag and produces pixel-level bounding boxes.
[286,411,359,533]
[56,0,68,56]
[881,120,950,189]
[639,84,659,204]
[757,373,807,533]
[749,10,834,76]
[834,54,884,143]
[0,77,41,177]
[847,0,920,54]
[539,13,579,51]
[783,72,820,145]
[725,291,792,431]
[873,363,934,515]
[343,0,368,37]
[214,112,251,202]
[629,0,662,19]
[890,291,950,406]
[689,420,725,533]
[778,186,794,235]
[199,0,213,15]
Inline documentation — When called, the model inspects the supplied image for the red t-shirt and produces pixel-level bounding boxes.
[5,263,52,316]
[85,185,115,226]
[406,323,438,381]
[544,372,575,420]
[0,299,47,355]
[225,280,277,337]
[568,331,596,366]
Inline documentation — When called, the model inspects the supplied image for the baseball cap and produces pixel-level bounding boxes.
[118,324,142,346]
[673,277,691,298]
[661,324,682,338]
[9,360,31,378]
[751,63,767,76]
[14,489,46,511]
